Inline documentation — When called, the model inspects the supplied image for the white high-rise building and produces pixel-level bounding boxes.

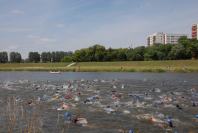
[147,32,187,46]
[147,32,165,46]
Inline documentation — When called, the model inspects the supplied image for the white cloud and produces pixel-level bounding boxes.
[11,9,25,15]
[27,35,56,44]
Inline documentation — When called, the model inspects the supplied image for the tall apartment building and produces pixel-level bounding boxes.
[192,24,198,40]
[147,32,187,46]
[147,32,164,46]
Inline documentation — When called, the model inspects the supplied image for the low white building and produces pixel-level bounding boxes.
[147,32,187,46]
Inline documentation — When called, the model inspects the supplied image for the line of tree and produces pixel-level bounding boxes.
[0,37,198,63]
[28,51,72,63]
[0,52,22,63]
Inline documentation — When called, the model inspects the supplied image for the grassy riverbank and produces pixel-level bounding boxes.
[0,60,198,72]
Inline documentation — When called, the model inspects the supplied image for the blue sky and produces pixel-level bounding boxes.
[0,0,198,58]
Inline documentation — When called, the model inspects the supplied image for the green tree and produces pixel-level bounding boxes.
[126,48,133,61]
[72,49,87,62]
[73,45,106,62]
[10,52,22,63]
[130,46,145,61]
[61,56,72,62]
[51,51,72,62]
[190,43,198,59]
[88,45,105,61]
[0,52,8,63]
[178,36,191,48]
[168,44,189,60]
[28,52,40,63]
[144,44,170,60]
[41,52,51,62]
[117,48,127,61]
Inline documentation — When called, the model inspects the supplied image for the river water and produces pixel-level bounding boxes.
[0,72,198,133]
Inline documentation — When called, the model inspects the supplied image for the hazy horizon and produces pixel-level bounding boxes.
[0,0,198,58]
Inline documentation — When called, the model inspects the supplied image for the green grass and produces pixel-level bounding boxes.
[0,60,198,72]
